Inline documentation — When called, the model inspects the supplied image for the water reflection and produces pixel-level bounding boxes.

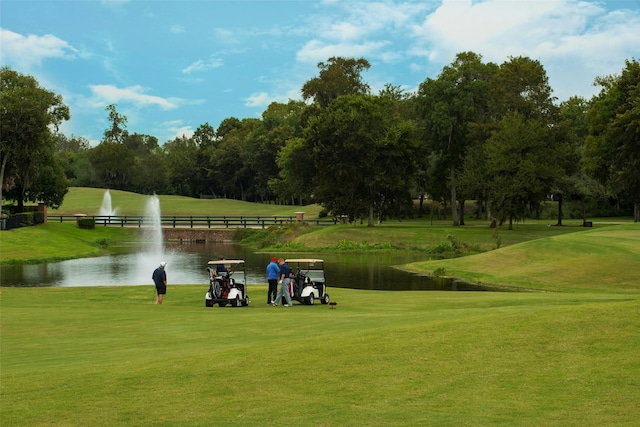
[0,242,493,291]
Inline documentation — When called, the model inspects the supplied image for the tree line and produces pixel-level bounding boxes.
[1,53,638,227]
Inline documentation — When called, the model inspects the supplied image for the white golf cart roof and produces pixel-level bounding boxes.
[207,259,245,265]
[285,259,324,264]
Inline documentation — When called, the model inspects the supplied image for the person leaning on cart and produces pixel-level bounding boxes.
[152,261,167,305]
[266,257,280,305]
[272,258,292,307]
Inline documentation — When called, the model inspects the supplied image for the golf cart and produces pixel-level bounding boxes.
[285,259,330,305]
[205,259,250,307]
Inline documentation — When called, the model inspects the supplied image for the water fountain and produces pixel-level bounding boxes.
[134,193,168,285]
[143,193,163,256]
[98,190,118,217]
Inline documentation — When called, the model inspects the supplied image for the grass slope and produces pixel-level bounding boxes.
[0,223,140,264]
[51,187,323,217]
[402,224,640,293]
[292,220,593,252]
[1,285,638,426]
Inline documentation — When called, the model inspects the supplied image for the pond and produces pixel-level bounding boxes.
[0,242,492,291]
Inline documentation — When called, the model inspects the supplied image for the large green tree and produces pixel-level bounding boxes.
[552,96,598,225]
[247,100,307,204]
[87,142,136,190]
[301,57,371,109]
[164,136,200,197]
[103,104,128,144]
[485,113,563,229]
[53,133,92,187]
[585,58,640,221]
[484,56,562,228]
[208,118,260,200]
[306,94,418,226]
[1,67,70,213]
[417,52,497,225]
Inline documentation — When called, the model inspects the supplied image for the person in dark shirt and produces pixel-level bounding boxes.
[152,261,167,304]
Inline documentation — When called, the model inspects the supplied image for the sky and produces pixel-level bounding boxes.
[1,0,639,146]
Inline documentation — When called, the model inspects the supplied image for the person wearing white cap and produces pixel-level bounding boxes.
[152,261,168,304]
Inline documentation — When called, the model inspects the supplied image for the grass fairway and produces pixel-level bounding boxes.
[0,223,140,264]
[50,187,324,217]
[401,224,640,293]
[3,189,639,425]
[1,285,639,426]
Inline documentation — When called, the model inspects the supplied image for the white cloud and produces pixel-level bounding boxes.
[170,25,185,34]
[296,40,390,63]
[87,85,182,110]
[166,124,194,140]
[0,28,79,68]
[244,92,272,108]
[182,57,224,74]
[407,0,640,100]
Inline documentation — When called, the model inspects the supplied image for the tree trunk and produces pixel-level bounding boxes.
[450,167,459,226]
[508,214,513,230]
[0,155,7,217]
[635,202,639,223]
[429,200,434,225]
[556,193,563,226]
[368,205,374,227]
[418,194,424,218]
[459,199,466,226]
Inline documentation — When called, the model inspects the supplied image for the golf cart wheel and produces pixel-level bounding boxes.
[231,296,240,307]
[307,294,314,305]
[206,300,214,307]
[321,294,330,304]
[241,297,249,307]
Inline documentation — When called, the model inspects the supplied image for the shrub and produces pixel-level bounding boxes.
[432,267,447,277]
[33,211,45,225]
[17,212,34,226]
[77,218,95,229]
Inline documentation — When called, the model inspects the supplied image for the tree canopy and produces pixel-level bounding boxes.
[3,55,638,225]
[1,67,70,212]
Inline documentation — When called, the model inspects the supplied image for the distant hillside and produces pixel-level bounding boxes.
[51,187,323,218]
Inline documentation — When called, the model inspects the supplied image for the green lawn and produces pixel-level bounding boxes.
[401,223,640,293]
[0,222,140,264]
[2,189,639,425]
[50,187,324,218]
[1,285,638,426]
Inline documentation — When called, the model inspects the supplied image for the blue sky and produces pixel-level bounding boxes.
[1,0,639,146]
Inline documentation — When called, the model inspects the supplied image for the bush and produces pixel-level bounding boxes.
[33,211,45,225]
[16,212,34,226]
[77,218,95,229]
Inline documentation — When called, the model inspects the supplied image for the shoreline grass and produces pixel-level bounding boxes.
[400,223,640,293]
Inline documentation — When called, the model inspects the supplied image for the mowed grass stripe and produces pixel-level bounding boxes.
[1,285,638,426]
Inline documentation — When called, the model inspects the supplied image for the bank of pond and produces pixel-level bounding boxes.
[0,242,512,292]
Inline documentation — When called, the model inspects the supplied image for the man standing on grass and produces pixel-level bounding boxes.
[272,258,292,307]
[266,257,279,305]
[153,261,167,304]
